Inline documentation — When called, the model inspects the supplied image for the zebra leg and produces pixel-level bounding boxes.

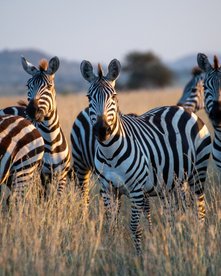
[40,173,51,200]
[143,193,152,233]
[57,174,68,197]
[100,186,112,219]
[196,191,206,223]
[173,183,188,212]
[100,185,121,231]
[74,169,91,208]
[112,187,122,229]
[11,167,35,204]
[188,175,206,224]
[130,200,143,255]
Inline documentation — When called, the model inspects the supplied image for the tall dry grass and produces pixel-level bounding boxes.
[0,88,220,275]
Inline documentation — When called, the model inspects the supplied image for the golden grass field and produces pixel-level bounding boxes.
[0,88,220,275]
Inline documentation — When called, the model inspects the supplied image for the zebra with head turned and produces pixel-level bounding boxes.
[197,53,221,170]
[0,56,70,197]
[79,58,211,254]
[177,66,204,113]
[0,114,44,200]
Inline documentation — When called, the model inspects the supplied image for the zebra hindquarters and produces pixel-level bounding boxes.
[11,161,41,203]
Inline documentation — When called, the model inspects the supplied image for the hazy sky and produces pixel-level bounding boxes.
[0,0,220,64]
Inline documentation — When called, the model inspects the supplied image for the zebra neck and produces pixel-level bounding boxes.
[97,118,124,157]
[182,92,203,113]
[38,109,63,139]
[213,125,221,145]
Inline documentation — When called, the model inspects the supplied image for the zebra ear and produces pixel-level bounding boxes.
[106,59,121,82]
[80,60,96,83]
[47,56,60,75]
[21,56,38,76]
[197,53,212,72]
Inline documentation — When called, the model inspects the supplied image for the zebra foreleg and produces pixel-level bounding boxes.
[100,185,122,232]
[75,170,91,208]
[143,193,152,233]
[40,173,51,200]
[130,200,143,255]
[196,192,206,224]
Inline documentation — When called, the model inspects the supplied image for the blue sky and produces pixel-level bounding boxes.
[0,0,220,63]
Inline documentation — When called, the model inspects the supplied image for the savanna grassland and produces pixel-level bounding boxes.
[0,88,221,276]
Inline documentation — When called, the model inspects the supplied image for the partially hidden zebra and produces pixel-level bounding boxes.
[0,114,44,200]
[79,58,211,254]
[177,66,204,113]
[197,53,221,170]
[0,56,70,196]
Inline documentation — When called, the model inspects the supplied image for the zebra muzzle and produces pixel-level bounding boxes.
[26,100,45,122]
[93,117,111,141]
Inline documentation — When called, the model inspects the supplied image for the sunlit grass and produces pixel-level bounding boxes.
[0,167,220,275]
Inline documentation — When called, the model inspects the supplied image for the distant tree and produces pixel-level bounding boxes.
[123,51,173,89]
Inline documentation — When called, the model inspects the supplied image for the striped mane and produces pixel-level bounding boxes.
[97,63,103,78]
[214,55,219,70]
[39,59,48,71]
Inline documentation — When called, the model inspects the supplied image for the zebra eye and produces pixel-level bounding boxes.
[112,94,117,100]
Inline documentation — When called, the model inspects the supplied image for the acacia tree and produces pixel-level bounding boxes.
[123,51,173,89]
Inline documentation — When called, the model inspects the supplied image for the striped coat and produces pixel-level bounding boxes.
[80,59,211,254]
[0,114,44,199]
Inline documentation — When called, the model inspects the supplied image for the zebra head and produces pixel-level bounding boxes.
[81,59,121,142]
[177,66,204,112]
[21,56,59,122]
[198,53,221,126]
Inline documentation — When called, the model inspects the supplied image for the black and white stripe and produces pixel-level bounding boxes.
[80,59,211,254]
[70,107,95,204]
[177,67,204,113]
[0,56,70,196]
[0,114,44,199]
[197,53,221,169]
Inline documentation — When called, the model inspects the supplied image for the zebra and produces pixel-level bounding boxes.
[71,66,205,207]
[197,53,221,170]
[177,66,204,113]
[0,56,70,197]
[80,58,211,254]
[0,114,44,201]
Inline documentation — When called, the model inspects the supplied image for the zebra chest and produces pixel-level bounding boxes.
[96,159,126,188]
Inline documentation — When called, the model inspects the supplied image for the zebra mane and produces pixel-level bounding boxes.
[97,63,103,78]
[192,66,202,76]
[39,59,48,71]
[17,99,28,107]
[214,55,219,69]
